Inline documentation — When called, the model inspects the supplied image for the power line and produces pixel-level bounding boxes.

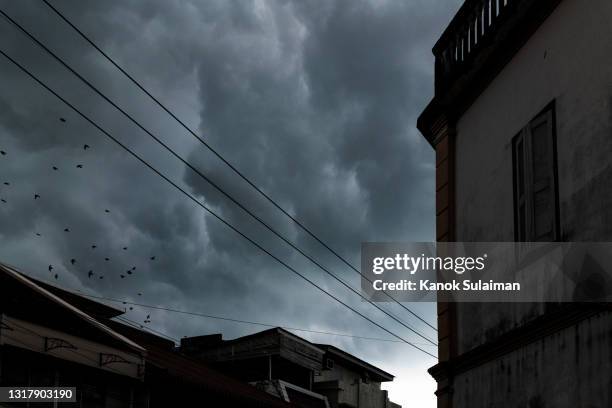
[0,8,436,346]
[15,268,433,347]
[0,47,437,359]
[78,292,436,346]
[39,0,437,332]
[115,315,180,344]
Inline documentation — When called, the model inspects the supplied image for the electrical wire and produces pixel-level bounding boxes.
[0,7,436,345]
[0,47,437,359]
[7,270,433,347]
[79,292,436,346]
[115,316,180,344]
[39,0,437,332]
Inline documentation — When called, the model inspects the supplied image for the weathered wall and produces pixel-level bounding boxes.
[450,0,612,406]
[452,311,612,408]
[454,0,612,350]
[316,363,360,407]
[456,0,612,244]
[315,364,387,408]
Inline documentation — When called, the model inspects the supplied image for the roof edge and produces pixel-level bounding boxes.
[316,344,394,381]
[0,262,146,354]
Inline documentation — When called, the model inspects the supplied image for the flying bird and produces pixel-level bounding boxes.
[52,166,58,171]
[70,259,76,265]
[1,199,6,203]
[64,228,70,232]
[35,233,41,237]
[59,118,66,123]
[88,271,94,278]
[76,164,83,169]
[150,256,155,261]
[99,276,104,280]
[3,182,9,186]
[131,266,136,271]
[129,307,133,311]
[105,257,110,261]
[137,293,142,296]
[54,274,58,279]
[120,274,125,279]
[34,194,40,200]
[123,247,128,250]
[91,245,97,249]
[0,150,5,155]
[146,314,150,319]
[83,144,90,150]
[127,270,132,275]
[48,265,53,271]
[104,209,110,213]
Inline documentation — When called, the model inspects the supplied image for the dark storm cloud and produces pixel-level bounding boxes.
[187,0,454,259]
[0,0,460,405]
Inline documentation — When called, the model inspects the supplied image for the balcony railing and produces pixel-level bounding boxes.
[433,0,518,94]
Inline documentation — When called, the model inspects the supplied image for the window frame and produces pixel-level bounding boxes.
[512,101,560,242]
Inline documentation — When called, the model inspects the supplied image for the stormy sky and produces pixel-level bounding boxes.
[0,0,460,406]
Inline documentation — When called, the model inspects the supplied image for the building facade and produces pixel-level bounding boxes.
[0,262,402,408]
[418,0,612,407]
[180,329,401,408]
[0,264,148,408]
[0,262,294,408]
[313,345,400,408]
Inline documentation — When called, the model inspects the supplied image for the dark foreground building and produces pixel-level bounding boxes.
[180,329,401,408]
[0,262,293,407]
[0,262,399,408]
[313,344,400,408]
[418,0,612,407]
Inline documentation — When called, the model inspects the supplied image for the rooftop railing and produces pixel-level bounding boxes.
[433,0,518,94]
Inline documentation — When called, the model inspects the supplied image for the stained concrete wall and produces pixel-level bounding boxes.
[456,0,612,245]
[316,363,361,407]
[451,0,612,406]
[453,311,612,407]
[455,0,612,349]
[315,363,391,408]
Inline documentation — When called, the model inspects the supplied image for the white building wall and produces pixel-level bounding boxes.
[449,2,612,407]
[455,0,612,243]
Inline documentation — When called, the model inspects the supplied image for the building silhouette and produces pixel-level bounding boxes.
[0,262,400,408]
[180,329,401,408]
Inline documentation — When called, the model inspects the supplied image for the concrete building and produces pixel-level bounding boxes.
[0,261,401,408]
[181,328,329,408]
[417,0,612,407]
[180,329,401,408]
[0,262,294,408]
[313,344,400,408]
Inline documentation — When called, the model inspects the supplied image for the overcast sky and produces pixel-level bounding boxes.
[0,0,460,406]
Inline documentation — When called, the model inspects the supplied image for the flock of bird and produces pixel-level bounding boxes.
[0,117,157,325]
